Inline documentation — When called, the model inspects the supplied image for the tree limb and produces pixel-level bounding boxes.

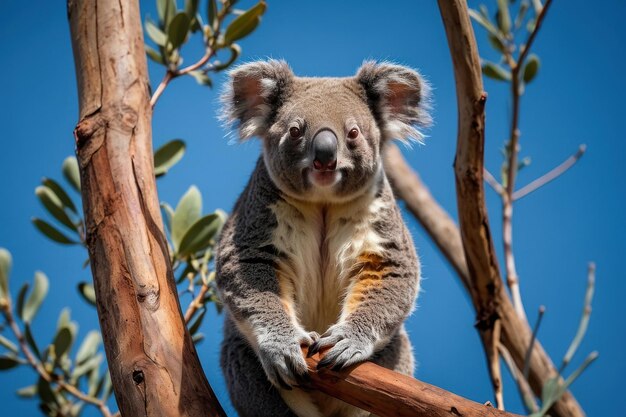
[67,1,225,415]
[304,348,522,417]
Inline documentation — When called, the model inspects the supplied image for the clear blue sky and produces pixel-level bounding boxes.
[1,1,624,416]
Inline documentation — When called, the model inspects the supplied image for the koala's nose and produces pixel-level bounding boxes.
[312,130,338,171]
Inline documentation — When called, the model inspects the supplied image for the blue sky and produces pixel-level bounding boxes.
[1,1,624,416]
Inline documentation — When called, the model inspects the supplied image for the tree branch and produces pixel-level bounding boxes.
[517,0,554,68]
[513,145,586,201]
[304,347,522,417]
[484,168,505,196]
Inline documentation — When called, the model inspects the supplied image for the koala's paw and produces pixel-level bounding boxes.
[307,323,374,371]
[258,330,313,390]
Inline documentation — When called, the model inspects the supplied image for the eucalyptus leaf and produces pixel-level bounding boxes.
[189,70,213,86]
[185,0,200,18]
[78,282,97,306]
[0,334,18,354]
[172,186,202,251]
[0,354,21,370]
[161,202,175,234]
[24,324,41,360]
[192,332,205,344]
[35,186,77,231]
[0,248,11,301]
[523,54,540,83]
[22,271,49,323]
[72,353,103,379]
[42,178,77,214]
[37,377,58,406]
[146,45,165,65]
[207,0,218,28]
[482,61,511,81]
[223,1,266,45]
[154,139,186,177]
[57,308,71,330]
[168,12,191,49]
[496,0,511,33]
[178,212,225,257]
[62,157,81,193]
[76,331,101,365]
[102,370,113,401]
[146,19,168,46]
[515,0,530,29]
[468,8,500,37]
[16,384,37,397]
[16,283,28,321]
[32,218,78,245]
[487,34,506,54]
[53,327,74,359]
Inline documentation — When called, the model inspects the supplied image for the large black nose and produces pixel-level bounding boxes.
[312,130,338,171]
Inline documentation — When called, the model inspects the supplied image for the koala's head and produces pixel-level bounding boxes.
[221,60,430,203]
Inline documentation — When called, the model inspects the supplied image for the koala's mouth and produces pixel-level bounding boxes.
[307,169,342,188]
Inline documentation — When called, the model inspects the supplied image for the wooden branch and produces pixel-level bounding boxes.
[67,1,225,416]
[303,348,522,417]
[437,0,504,409]
[513,145,586,201]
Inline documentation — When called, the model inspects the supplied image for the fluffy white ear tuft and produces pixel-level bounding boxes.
[220,59,294,141]
[356,61,432,144]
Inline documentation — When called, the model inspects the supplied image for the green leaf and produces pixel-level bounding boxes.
[189,70,213,86]
[57,308,71,330]
[212,43,241,72]
[16,283,28,321]
[185,0,200,18]
[16,384,37,397]
[515,0,530,29]
[32,218,78,245]
[146,45,165,65]
[540,376,559,405]
[62,157,81,193]
[53,327,74,359]
[146,19,168,46]
[177,211,225,257]
[76,331,101,365]
[0,334,18,354]
[482,61,511,81]
[78,282,97,306]
[223,1,266,45]
[188,308,206,335]
[168,12,191,49]
[172,186,202,251]
[0,248,11,302]
[207,0,218,28]
[24,324,41,360]
[496,0,511,33]
[488,34,506,54]
[468,8,500,37]
[35,186,77,231]
[22,271,49,323]
[0,354,21,370]
[154,139,186,177]
[72,353,103,379]
[192,332,205,344]
[157,0,177,26]
[161,203,175,234]
[42,178,77,214]
[37,376,58,405]
[523,54,540,83]
[102,370,113,401]
[531,0,543,14]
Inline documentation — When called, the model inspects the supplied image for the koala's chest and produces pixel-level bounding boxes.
[269,200,384,333]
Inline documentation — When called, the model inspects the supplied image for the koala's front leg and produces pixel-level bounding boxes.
[309,239,419,370]
[217,230,314,389]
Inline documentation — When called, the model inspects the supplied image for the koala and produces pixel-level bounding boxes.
[216,60,430,417]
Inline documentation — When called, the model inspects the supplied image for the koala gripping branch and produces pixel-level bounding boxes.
[67,1,225,416]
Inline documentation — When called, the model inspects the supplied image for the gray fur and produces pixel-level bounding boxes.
[216,60,428,417]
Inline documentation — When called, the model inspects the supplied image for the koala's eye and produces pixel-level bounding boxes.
[347,128,360,140]
[289,126,301,139]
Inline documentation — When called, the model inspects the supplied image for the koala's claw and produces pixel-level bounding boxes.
[258,330,312,389]
[311,323,374,370]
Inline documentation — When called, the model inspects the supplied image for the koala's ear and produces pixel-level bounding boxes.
[220,59,294,140]
[356,61,431,144]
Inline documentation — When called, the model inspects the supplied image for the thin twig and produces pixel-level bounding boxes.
[513,145,586,201]
[499,343,539,414]
[484,168,505,195]
[516,0,554,69]
[184,282,210,324]
[1,302,113,417]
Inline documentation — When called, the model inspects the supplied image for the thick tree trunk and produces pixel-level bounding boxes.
[67,1,225,416]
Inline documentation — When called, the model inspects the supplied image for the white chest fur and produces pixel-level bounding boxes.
[269,195,387,334]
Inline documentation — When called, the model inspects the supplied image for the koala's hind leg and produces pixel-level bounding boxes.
[221,315,298,417]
